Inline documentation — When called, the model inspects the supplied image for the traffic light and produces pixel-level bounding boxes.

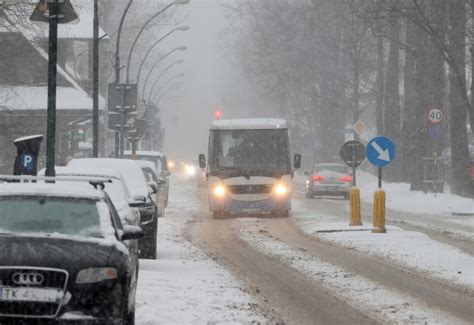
[214,110,222,120]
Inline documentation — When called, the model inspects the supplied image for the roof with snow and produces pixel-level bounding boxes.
[211,119,288,130]
[0,86,101,111]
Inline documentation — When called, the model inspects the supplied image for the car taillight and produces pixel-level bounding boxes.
[340,175,353,182]
[312,175,325,181]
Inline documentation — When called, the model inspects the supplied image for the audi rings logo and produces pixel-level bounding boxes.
[12,272,44,285]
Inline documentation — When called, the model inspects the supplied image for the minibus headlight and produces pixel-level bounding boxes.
[213,184,226,197]
[274,183,289,196]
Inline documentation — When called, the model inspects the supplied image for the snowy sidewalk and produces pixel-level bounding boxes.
[135,183,265,324]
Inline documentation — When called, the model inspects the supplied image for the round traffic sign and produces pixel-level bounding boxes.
[427,124,443,141]
[366,136,396,168]
[339,141,366,168]
[428,108,443,124]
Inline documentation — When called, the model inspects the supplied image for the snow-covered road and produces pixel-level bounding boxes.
[135,183,266,324]
[135,178,474,324]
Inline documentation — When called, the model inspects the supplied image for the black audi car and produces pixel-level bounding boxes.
[0,177,143,324]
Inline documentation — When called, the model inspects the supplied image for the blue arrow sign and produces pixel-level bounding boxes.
[366,136,395,167]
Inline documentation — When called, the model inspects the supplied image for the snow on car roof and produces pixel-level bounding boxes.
[0,182,104,200]
[53,166,123,180]
[211,118,288,130]
[123,150,166,158]
[68,158,149,198]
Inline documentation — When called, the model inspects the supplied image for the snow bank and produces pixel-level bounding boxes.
[357,171,473,216]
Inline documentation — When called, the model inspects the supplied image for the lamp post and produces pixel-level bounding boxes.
[30,0,78,177]
[125,0,190,83]
[92,0,99,157]
[149,73,185,103]
[153,84,183,107]
[113,0,133,158]
[114,0,133,83]
[135,26,188,86]
[142,59,184,99]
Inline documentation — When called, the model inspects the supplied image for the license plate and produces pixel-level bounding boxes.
[241,208,260,213]
[0,287,62,303]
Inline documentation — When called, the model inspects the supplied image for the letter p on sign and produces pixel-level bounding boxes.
[23,155,32,167]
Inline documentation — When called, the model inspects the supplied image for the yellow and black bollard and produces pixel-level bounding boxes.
[372,189,386,233]
[349,187,362,226]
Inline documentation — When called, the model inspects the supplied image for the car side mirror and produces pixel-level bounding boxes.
[121,225,144,241]
[304,171,310,176]
[294,154,302,169]
[148,182,158,194]
[129,195,146,207]
[198,154,206,169]
[156,178,166,186]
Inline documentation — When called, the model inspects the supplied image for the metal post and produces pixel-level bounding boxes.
[45,0,59,178]
[120,88,126,158]
[114,132,119,158]
[92,0,99,157]
[351,144,357,187]
[378,167,382,188]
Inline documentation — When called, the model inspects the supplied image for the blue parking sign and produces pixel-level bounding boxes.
[20,154,35,172]
[366,136,395,168]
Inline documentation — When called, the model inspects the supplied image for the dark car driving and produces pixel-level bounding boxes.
[0,177,143,324]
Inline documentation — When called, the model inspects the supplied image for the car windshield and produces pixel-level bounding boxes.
[209,129,290,174]
[0,196,103,238]
[315,165,348,174]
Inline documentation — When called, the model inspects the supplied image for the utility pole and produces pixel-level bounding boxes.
[92,0,99,157]
[45,0,59,177]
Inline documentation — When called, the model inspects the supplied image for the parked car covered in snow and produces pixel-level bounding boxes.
[124,150,171,207]
[0,176,143,324]
[39,166,141,227]
[136,160,167,219]
[68,158,159,259]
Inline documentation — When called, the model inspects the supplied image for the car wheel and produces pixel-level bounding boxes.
[139,214,158,259]
[273,210,289,218]
[126,307,135,325]
[212,211,229,219]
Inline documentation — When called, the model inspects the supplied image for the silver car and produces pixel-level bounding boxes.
[305,163,352,199]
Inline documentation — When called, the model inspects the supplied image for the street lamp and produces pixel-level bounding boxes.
[139,46,186,97]
[125,0,191,82]
[135,26,188,85]
[149,73,185,103]
[142,58,184,99]
[154,84,183,107]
